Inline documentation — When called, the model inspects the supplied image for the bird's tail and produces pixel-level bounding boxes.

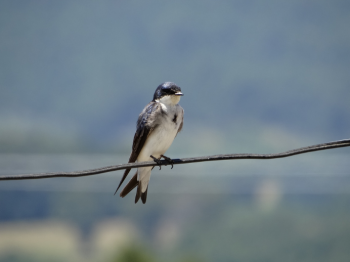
[120,172,138,198]
[120,171,149,204]
[135,183,148,204]
[114,168,132,195]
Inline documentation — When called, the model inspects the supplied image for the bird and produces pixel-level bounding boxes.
[115,82,184,204]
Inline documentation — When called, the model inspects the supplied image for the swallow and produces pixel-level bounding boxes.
[115,82,184,204]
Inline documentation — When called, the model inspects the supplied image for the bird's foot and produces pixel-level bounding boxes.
[161,155,174,169]
[150,155,162,170]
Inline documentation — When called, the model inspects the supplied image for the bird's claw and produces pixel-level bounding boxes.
[150,155,175,170]
[161,155,174,169]
[150,155,162,170]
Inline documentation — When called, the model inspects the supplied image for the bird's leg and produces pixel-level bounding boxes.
[160,155,174,169]
[150,155,162,170]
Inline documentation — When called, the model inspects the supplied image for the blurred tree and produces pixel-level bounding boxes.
[110,245,155,262]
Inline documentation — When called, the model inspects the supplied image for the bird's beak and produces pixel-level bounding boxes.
[175,92,184,96]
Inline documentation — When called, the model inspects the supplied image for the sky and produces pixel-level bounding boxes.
[0,0,349,155]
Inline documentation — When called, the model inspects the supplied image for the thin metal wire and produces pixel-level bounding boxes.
[0,139,349,181]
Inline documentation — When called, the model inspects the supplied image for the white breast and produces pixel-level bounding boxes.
[137,102,183,162]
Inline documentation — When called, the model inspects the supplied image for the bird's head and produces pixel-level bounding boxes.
[153,82,183,105]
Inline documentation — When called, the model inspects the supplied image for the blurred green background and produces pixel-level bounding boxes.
[1,1,350,261]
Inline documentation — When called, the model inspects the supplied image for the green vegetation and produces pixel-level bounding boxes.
[109,245,155,262]
[1,191,350,262]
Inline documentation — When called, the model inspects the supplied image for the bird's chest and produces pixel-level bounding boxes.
[137,103,182,161]
[159,103,181,130]
[150,105,180,149]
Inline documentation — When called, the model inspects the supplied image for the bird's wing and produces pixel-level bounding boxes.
[176,107,184,136]
[114,102,161,194]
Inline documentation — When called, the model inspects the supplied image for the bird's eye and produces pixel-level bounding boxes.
[163,89,173,94]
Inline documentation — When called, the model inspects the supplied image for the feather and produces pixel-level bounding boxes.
[115,102,161,194]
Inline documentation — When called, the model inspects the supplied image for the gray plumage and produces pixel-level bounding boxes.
[115,82,184,204]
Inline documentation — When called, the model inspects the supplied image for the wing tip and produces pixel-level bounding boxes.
[115,168,132,195]
[120,173,138,198]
